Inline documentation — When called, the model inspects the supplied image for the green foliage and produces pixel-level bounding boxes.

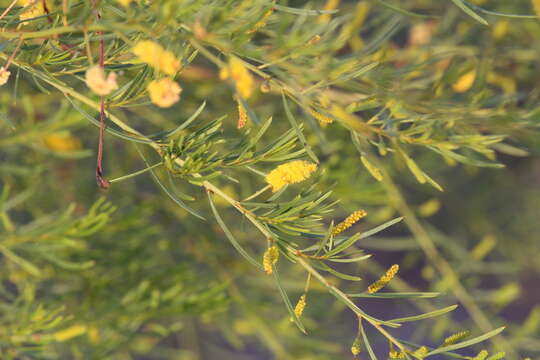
[1,0,539,359]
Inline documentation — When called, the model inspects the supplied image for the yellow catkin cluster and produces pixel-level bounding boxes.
[472,350,489,360]
[53,324,87,342]
[413,346,429,359]
[147,78,182,108]
[443,330,470,345]
[116,0,137,7]
[220,57,254,99]
[308,108,333,126]
[293,294,306,319]
[389,350,406,359]
[43,133,82,152]
[0,67,10,86]
[18,0,46,22]
[248,8,274,33]
[367,264,399,294]
[332,210,367,236]
[237,100,247,129]
[263,246,279,274]
[265,160,318,192]
[85,66,118,96]
[533,0,540,18]
[132,41,181,75]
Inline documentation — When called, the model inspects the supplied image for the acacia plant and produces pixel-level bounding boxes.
[1,0,539,359]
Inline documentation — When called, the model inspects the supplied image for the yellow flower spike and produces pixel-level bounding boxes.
[308,108,333,126]
[293,294,306,319]
[452,70,476,93]
[147,78,182,108]
[332,210,367,236]
[116,0,137,7]
[85,65,118,96]
[443,330,470,345]
[263,246,279,275]
[132,41,180,75]
[318,0,340,24]
[472,350,489,360]
[265,160,318,192]
[389,350,406,359]
[229,57,254,99]
[0,67,11,86]
[367,264,399,294]
[237,100,247,129]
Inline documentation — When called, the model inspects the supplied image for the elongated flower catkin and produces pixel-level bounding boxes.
[389,350,406,359]
[237,100,247,129]
[443,330,470,345]
[293,295,306,319]
[472,350,489,360]
[263,246,279,274]
[367,264,399,293]
[229,57,254,99]
[265,160,317,192]
[332,210,367,236]
[309,108,333,125]
[248,8,274,33]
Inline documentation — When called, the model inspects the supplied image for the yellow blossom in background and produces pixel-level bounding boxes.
[452,70,476,93]
[263,246,279,274]
[53,324,87,342]
[533,0,540,18]
[116,0,136,7]
[318,0,340,24]
[147,78,182,108]
[265,160,317,192]
[132,41,180,75]
[85,65,118,96]
[43,133,82,152]
[0,67,10,86]
[228,57,254,99]
[18,0,46,22]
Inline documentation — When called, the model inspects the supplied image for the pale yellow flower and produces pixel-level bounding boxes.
[116,0,135,6]
[43,133,82,152]
[452,70,476,93]
[223,57,254,99]
[18,0,45,22]
[147,78,182,108]
[132,41,180,75]
[0,67,11,86]
[265,160,317,192]
[85,65,118,96]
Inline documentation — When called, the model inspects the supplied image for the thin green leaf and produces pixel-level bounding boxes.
[272,266,307,334]
[450,0,488,25]
[348,292,440,299]
[207,192,263,271]
[427,327,506,356]
[359,319,379,360]
[388,304,458,323]
[282,93,319,164]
